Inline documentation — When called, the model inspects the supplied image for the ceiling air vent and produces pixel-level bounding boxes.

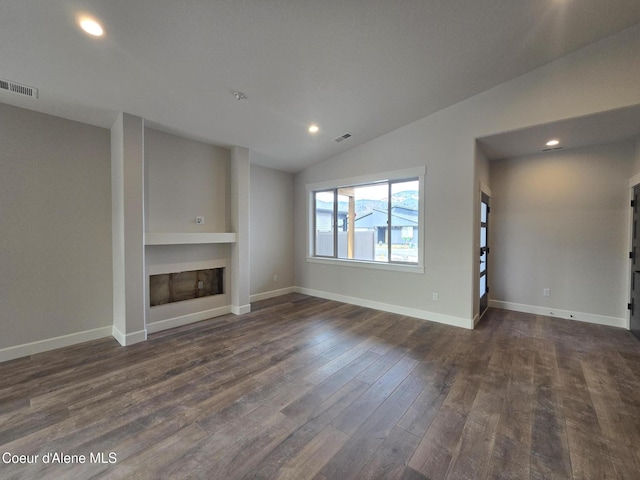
[334,132,352,143]
[541,146,563,152]
[0,78,38,98]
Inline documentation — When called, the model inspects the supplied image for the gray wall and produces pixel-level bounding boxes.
[3,23,640,358]
[250,164,295,297]
[294,24,640,327]
[490,142,634,321]
[144,128,232,326]
[145,127,230,233]
[0,103,112,349]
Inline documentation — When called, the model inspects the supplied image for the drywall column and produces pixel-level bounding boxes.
[230,146,251,314]
[111,113,147,345]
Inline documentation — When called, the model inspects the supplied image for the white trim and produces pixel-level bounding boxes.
[479,182,492,198]
[629,172,640,188]
[627,184,634,330]
[146,306,232,334]
[489,300,626,328]
[478,303,491,322]
[250,287,296,302]
[306,166,426,270]
[306,256,424,273]
[231,304,251,315]
[0,326,113,363]
[305,166,426,192]
[475,184,491,326]
[144,232,237,245]
[295,287,473,329]
[112,326,147,346]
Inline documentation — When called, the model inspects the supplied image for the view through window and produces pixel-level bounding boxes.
[313,178,419,264]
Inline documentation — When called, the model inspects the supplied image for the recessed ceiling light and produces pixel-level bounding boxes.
[308,125,319,134]
[546,139,560,146]
[79,17,104,37]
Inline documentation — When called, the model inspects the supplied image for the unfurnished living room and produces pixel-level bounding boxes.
[2,1,640,479]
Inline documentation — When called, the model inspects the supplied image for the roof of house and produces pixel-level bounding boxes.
[354,208,418,228]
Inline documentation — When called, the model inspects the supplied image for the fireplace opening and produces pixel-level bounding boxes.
[150,268,224,307]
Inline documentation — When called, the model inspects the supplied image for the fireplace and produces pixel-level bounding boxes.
[149,268,224,307]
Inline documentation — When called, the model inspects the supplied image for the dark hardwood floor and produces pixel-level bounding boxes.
[1,294,640,479]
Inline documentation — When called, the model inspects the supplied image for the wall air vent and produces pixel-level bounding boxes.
[0,78,38,98]
[334,132,352,143]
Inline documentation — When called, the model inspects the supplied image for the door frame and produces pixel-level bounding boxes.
[627,174,640,335]
[479,190,490,320]
[475,183,492,325]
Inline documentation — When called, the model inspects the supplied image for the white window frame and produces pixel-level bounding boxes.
[306,166,425,274]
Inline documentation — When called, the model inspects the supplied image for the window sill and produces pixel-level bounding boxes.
[306,256,424,274]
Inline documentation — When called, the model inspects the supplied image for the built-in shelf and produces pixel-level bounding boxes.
[145,232,237,245]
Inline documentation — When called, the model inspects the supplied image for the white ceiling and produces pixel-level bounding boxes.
[1,1,640,172]
[478,104,640,161]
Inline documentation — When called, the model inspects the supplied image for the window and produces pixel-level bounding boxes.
[310,168,423,270]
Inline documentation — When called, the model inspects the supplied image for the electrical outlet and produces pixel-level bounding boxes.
[543,288,550,297]
[273,274,278,282]
[432,292,439,301]
[196,216,205,225]
[197,281,204,289]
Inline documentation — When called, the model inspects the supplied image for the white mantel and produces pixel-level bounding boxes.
[144,232,237,245]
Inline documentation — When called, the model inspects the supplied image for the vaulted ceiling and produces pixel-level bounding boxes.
[2,1,640,172]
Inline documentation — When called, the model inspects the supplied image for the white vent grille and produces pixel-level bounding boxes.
[0,78,38,98]
[334,132,352,143]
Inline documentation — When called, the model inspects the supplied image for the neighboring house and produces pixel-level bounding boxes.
[355,207,419,245]
[315,207,347,232]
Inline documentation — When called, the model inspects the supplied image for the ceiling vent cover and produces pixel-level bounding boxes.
[334,132,352,143]
[541,146,563,152]
[0,78,38,98]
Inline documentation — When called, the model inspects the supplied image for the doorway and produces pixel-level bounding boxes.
[630,184,640,340]
[479,192,490,318]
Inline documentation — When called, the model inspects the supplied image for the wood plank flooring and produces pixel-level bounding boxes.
[1,294,640,479]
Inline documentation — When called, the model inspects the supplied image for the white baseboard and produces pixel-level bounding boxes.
[231,304,251,315]
[295,287,473,329]
[111,326,147,346]
[250,287,296,303]
[0,326,113,363]
[146,306,232,334]
[489,300,627,329]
